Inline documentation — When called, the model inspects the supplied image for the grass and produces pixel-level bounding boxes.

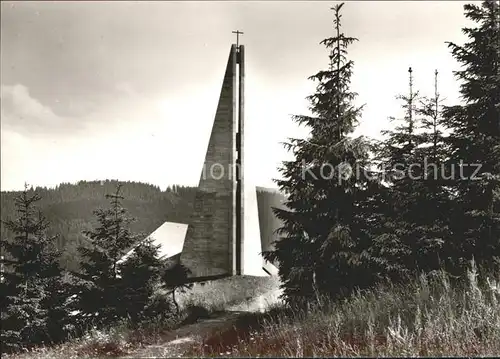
[3,275,278,359]
[176,275,280,312]
[187,265,500,357]
[3,310,186,359]
[7,269,499,358]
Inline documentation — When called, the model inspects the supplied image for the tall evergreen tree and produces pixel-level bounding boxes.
[419,70,449,165]
[1,185,66,352]
[75,185,139,327]
[372,67,449,279]
[264,2,378,304]
[118,238,167,323]
[442,0,500,273]
[415,70,454,273]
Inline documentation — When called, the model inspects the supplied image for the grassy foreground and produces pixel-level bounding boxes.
[188,266,500,357]
[3,275,279,359]
[5,269,499,358]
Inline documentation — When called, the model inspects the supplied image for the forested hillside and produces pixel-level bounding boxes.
[0,180,197,271]
[0,181,285,272]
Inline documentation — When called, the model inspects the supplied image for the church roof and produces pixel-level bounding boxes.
[118,221,188,264]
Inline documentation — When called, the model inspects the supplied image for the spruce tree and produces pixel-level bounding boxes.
[1,185,66,352]
[442,0,500,273]
[264,2,378,304]
[415,70,453,273]
[419,70,449,166]
[118,238,166,323]
[372,68,440,279]
[374,67,457,280]
[76,185,139,327]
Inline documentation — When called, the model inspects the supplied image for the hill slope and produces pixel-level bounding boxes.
[1,180,285,272]
[0,180,197,271]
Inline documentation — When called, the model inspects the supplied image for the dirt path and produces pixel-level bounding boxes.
[122,311,245,358]
[121,287,282,358]
[227,286,282,312]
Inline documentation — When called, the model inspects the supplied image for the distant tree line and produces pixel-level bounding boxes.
[264,1,499,306]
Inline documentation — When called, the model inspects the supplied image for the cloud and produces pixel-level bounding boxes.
[0,82,147,138]
[0,1,469,191]
[115,82,137,98]
[0,84,82,136]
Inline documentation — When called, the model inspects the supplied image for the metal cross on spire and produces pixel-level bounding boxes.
[232,30,244,48]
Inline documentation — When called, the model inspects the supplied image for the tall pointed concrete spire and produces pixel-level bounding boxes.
[235,44,245,275]
[180,45,242,277]
[124,42,285,281]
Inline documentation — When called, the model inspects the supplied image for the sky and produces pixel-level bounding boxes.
[0,1,475,192]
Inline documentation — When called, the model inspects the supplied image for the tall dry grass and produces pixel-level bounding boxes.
[189,264,500,357]
[177,275,280,312]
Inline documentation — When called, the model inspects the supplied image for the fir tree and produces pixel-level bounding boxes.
[76,185,140,327]
[442,0,500,273]
[1,185,66,352]
[373,67,456,280]
[372,68,431,279]
[419,70,449,165]
[118,238,167,323]
[415,70,454,273]
[264,2,378,304]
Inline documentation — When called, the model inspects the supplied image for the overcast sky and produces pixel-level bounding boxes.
[1,1,475,192]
